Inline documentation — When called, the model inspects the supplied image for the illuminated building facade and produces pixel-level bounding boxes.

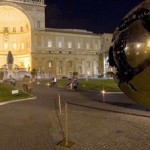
[0,0,112,78]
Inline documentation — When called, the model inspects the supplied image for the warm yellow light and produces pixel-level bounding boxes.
[124,46,129,50]
[108,67,113,72]
[58,41,62,48]
[13,43,17,50]
[77,42,81,49]
[0,5,31,70]
[147,40,150,47]
[101,90,105,94]
[0,6,30,33]
[136,43,141,48]
[4,43,8,49]
[48,41,52,48]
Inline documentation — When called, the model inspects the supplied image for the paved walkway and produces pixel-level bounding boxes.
[0,82,150,150]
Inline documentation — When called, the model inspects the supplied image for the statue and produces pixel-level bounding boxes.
[7,51,14,70]
[109,1,150,109]
[1,51,31,80]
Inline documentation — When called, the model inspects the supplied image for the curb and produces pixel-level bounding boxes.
[0,97,36,106]
[78,89,123,94]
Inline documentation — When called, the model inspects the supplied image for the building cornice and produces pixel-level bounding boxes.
[43,28,100,36]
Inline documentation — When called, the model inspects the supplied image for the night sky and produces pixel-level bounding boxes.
[45,0,143,34]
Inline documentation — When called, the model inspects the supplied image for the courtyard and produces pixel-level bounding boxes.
[0,82,149,150]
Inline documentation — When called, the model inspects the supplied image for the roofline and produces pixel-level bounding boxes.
[44,27,101,36]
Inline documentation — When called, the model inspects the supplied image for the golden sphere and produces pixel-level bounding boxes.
[109,1,150,109]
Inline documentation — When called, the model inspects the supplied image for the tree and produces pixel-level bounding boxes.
[73,72,78,77]
[31,68,37,76]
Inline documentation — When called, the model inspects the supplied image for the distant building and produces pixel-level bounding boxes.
[0,0,112,78]
[100,33,113,77]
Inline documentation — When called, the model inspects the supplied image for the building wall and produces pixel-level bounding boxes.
[31,30,100,78]
[8,0,46,30]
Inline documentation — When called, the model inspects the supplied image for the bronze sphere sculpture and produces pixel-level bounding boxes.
[109,1,150,109]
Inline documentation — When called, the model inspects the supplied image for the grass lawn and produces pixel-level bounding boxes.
[77,79,121,92]
[42,79,121,92]
[0,83,32,102]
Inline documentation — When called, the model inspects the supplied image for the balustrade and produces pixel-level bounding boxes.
[5,0,44,5]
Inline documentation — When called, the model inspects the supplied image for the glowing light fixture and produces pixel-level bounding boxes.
[101,90,105,94]
[147,40,150,47]
[136,43,141,48]
[87,71,90,75]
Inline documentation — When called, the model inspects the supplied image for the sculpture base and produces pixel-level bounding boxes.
[57,140,75,148]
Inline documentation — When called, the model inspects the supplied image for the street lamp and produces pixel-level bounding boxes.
[101,90,106,103]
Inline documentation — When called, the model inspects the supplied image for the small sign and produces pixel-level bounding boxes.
[12,90,19,94]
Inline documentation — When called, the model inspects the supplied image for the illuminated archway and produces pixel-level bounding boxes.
[0,5,31,69]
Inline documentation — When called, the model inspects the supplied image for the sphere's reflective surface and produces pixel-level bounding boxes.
[109,1,150,109]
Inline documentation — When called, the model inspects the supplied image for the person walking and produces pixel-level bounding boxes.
[73,77,79,91]
[54,77,57,86]
[52,77,57,87]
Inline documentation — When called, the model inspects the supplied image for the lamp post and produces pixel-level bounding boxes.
[37,81,40,97]
[101,90,106,103]
[47,82,50,88]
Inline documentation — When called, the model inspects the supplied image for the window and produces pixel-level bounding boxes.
[21,42,24,49]
[59,67,62,74]
[68,61,72,67]
[68,42,72,48]
[20,26,23,32]
[86,43,90,49]
[4,43,8,49]
[13,27,16,33]
[59,51,62,54]
[59,61,63,73]
[58,41,62,48]
[78,67,82,73]
[26,24,29,30]
[86,62,90,67]
[56,37,63,48]
[13,43,17,50]
[37,21,40,29]
[95,44,98,50]
[77,42,81,49]
[48,41,52,48]
[49,61,52,67]
[69,51,71,54]
[4,27,8,34]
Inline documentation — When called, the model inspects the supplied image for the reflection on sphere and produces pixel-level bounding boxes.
[109,1,150,109]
